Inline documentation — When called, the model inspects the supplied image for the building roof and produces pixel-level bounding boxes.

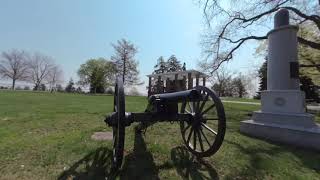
[146,70,208,80]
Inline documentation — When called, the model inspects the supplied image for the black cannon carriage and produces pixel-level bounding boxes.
[105,78,226,169]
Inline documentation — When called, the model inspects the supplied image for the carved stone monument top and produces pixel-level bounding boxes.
[274,8,289,28]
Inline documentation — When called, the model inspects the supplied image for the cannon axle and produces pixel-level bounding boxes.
[105,111,193,127]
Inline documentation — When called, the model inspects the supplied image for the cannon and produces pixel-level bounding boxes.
[105,78,226,169]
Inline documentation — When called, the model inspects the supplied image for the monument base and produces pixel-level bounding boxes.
[240,111,320,151]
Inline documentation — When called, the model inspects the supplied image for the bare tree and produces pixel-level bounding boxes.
[200,0,320,71]
[199,62,234,96]
[48,65,63,92]
[27,52,55,90]
[111,39,141,85]
[212,66,234,96]
[0,49,29,90]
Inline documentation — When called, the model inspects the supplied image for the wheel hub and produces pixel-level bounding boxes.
[191,112,203,128]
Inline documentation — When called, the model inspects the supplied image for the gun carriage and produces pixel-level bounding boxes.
[105,78,226,169]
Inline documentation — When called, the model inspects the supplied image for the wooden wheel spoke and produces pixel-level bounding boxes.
[179,86,226,157]
[199,94,209,112]
[199,128,211,147]
[188,102,193,113]
[201,123,217,135]
[183,123,192,132]
[193,129,197,150]
[197,129,204,152]
[201,104,215,115]
[192,101,196,113]
[187,127,193,144]
[185,109,192,114]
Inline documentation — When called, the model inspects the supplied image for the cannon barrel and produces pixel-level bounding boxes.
[149,89,200,103]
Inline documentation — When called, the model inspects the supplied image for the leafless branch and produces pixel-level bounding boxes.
[0,49,29,89]
[27,52,55,90]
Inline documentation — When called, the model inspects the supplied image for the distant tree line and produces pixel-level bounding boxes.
[0,39,142,95]
[0,49,64,91]
[199,61,253,98]
[210,67,248,98]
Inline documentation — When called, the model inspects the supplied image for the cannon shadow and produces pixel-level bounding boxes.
[58,127,219,180]
[57,147,116,180]
[170,146,219,180]
[118,127,160,179]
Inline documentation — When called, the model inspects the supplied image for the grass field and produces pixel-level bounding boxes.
[0,90,319,180]
[220,97,261,103]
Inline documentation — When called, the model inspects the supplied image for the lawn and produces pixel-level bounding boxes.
[220,97,261,103]
[0,90,319,180]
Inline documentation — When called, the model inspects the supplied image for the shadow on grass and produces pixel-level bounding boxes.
[58,128,219,180]
[119,127,219,180]
[118,127,160,179]
[58,147,116,180]
[224,139,320,178]
[171,146,219,180]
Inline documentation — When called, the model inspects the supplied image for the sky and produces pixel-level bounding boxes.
[0,0,264,94]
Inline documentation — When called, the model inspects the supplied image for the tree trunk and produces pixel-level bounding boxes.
[12,79,16,90]
[122,58,126,84]
[35,82,40,91]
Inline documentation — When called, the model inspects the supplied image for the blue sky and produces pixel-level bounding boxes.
[0,0,263,92]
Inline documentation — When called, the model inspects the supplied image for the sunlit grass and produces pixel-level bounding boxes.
[0,90,319,180]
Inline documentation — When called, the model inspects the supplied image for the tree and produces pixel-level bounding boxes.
[231,77,247,98]
[48,65,63,92]
[298,24,320,85]
[40,84,46,91]
[210,67,233,97]
[56,84,64,92]
[0,49,29,90]
[24,86,30,90]
[153,56,167,74]
[76,87,83,93]
[167,55,182,72]
[27,52,55,91]
[200,0,320,71]
[152,55,185,74]
[128,86,141,96]
[300,75,320,102]
[111,39,140,85]
[78,58,116,93]
[65,78,76,93]
[255,60,268,99]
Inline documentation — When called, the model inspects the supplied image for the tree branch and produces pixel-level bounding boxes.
[298,37,320,50]
[213,35,267,71]
[282,6,320,29]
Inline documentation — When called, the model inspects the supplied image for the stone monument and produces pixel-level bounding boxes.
[240,9,320,151]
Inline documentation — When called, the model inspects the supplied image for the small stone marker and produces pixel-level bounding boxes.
[91,131,113,141]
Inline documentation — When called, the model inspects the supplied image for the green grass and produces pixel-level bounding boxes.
[0,90,319,180]
[220,97,261,103]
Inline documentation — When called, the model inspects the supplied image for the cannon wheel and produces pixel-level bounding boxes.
[180,86,226,157]
[112,78,125,169]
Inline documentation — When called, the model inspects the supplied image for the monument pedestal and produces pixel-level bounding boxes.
[240,90,320,151]
[240,119,320,151]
